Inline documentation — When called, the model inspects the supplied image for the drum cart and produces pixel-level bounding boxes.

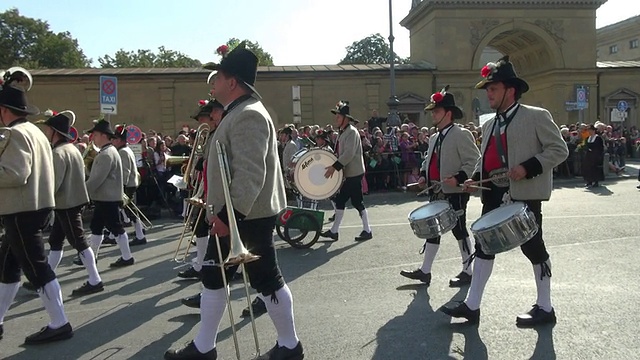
[276,196,323,249]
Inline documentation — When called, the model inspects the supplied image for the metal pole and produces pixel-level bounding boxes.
[386,0,401,127]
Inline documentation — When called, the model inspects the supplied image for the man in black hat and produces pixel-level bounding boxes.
[313,129,333,152]
[400,86,480,287]
[111,124,147,246]
[0,79,73,343]
[85,119,135,268]
[38,110,104,296]
[166,42,303,359]
[441,55,568,327]
[320,101,373,242]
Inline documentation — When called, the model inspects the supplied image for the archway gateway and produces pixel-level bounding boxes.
[401,0,608,124]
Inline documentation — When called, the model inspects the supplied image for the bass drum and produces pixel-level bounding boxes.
[287,148,343,200]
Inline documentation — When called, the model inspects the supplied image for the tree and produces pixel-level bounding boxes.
[339,33,408,65]
[98,46,201,68]
[0,8,91,69]
[225,38,274,66]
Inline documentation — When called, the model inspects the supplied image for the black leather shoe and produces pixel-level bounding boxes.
[177,266,202,280]
[320,230,338,241]
[440,302,480,324]
[328,214,335,222]
[241,297,268,318]
[516,305,556,327]
[110,257,134,268]
[181,293,201,308]
[71,281,104,296]
[354,230,372,241]
[449,272,472,287]
[129,237,147,246]
[22,281,38,292]
[165,341,217,360]
[24,323,73,344]
[256,341,304,360]
[102,237,117,245]
[399,269,431,284]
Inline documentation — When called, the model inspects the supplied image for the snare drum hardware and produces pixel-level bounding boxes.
[470,202,538,255]
[408,201,459,239]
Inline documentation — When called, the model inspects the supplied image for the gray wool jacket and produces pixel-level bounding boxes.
[474,104,569,201]
[86,144,124,202]
[206,96,286,221]
[52,142,90,209]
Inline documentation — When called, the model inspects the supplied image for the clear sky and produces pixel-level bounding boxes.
[2,0,638,67]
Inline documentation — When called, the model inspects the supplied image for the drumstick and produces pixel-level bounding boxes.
[460,184,491,191]
[469,173,509,186]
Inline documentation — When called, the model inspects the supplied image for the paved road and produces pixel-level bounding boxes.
[1,176,639,360]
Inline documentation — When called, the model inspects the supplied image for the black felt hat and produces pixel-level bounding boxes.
[330,101,359,124]
[190,99,223,120]
[0,85,39,115]
[424,85,464,120]
[114,123,128,141]
[476,55,529,94]
[87,119,115,137]
[40,110,76,140]
[313,129,331,141]
[203,42,261,99]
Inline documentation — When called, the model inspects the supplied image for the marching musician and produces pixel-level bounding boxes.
[280,126,298,171]
[39,110,104,296]
[165,44,303,360]
[177,99,223,284]
[179,99,268,319]
[441,56,568,326]
[0,76,73,343]
[399,86,480,287]
[313,129,333,152]
[85,119,135,268]
[320,101,373,242]
[112,124,147,246]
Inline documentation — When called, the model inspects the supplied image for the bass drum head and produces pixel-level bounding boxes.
[293,149,343,200]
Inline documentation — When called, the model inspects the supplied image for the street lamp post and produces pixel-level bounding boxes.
[386,0,401,127]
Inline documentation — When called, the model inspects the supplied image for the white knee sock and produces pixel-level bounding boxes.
[458,237,474,275]
[182,200,188,217]
[80,248,102,285]
[193,287,228,353]
[534,259,553,312]
[193,236,209,272]
[90,234,103,258]
[360,209,371,233]
[464,258,494,311]
[120,209,130,224]
[134,219,145,240]
[419,243,439,274]
[47,250,64,271]
[263,284,300,349]
[331,201,336,212]
[0,282,20,324]
[39,279,69,329]
[116,233,133,260]
[330,209,345,233]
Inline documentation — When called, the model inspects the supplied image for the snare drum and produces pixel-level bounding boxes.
[470,202,539,255]
[287,148,344,200]
[408,201,459,239]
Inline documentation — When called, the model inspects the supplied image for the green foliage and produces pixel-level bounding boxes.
[339,33,409,65]
[98,46,202,68]
[0,8,91,69]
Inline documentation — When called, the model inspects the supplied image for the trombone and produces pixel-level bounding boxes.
[173,123,210,263]
[123,193,153,229]
[210,140,261,359]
